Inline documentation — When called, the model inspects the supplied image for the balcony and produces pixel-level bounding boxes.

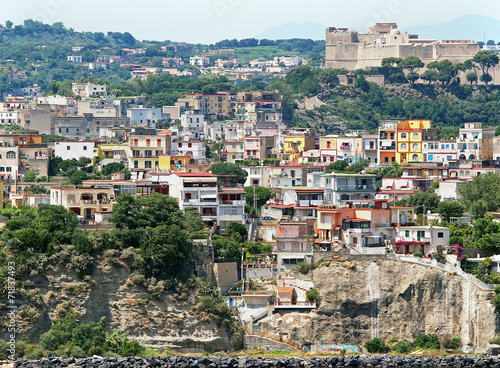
[296,199,323,207]
[272,301,316,309]
[336,184,377,191]
[219,200,245,205]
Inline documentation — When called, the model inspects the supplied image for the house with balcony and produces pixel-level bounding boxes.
[423,140,457,164]
[336,136,361,163]
[445,160,495,180]
[171,139,206,164]
[394,225,450,255]
[282,128,316,163]
[316,199,392,247]
[154,172,218,226]
[376,177,433,202]
[50,186,114,221]
[402,165,448,180]
[223,141,244,164]
[265,187,324,221]
[308,172,377,206]
[54,141,97,162]
[243,136,276,162]
[378,120,398,165]
[180,111,205,138]
[242,166,272,187]
[396,119,437,164]
[128,132,172,179]
[217,175,246,230]
[457,122,495,161]
[275,221,316,269]
[361,134,379,166]
[94,143,129,168]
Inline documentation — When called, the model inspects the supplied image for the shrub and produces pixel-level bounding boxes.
[413,334,440,349]
[392,340,413,354]
[413,252,422,258]
[494,285,500,294]
[25,347,45,359]
[306,288,319,302]
[489,335,500,345]
[443,337,462,350]
[294,262,318,274]
[492,295,500,311]
[0,340,8,359]
[364,337,390,353]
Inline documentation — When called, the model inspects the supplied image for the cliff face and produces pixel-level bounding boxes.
[259,259,499,350]
[1,259,232,352]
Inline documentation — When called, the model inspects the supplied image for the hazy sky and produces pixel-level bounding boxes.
[1,0,499,43]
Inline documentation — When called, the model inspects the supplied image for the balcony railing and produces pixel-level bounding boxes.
[296,200,323,207]
[336,185,377,191]
[273,301,316,308]
[220,200,245,205]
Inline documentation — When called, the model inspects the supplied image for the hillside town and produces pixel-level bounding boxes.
[4,16,500,361]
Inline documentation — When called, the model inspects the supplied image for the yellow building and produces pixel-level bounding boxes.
[94,143,129,166]
[282,128,316,162]
[396,120,436,164]
[158,155,194,171]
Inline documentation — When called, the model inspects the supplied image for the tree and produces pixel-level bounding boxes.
[330,160,349,172]
[458,172,500,211]
[470,200,487,221]
[381,57,403,79]
[420,69,437,84]
[244,186,272,209]
[23,169,37,182]
[227,223,248,241]
[184,207,204,235]
[437,201,465,222]
[400,56,424,84]
[364,338,390,353]
[305,288,319,302]
[413,334,440,349]
[354,75,370,92]
[101,162,127,177]
[404,189,440,215]
[472,51,499,85]
[212,235,241,259]
[5,20,13,29]
[209,163,248,184]
[70,170,88,185]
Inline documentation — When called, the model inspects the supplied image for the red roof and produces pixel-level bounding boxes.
[175,172,215,177]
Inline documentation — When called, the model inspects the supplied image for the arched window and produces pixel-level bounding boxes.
[401,143,407,150]
[412,143,418,151]
[6,151,16,159]
[412,133,419,139]
[401,133,407,139]
[412,154,419,161]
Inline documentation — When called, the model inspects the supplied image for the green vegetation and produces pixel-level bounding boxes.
[392,340,413,354]
[413,334,441,350]
[364,337,390,353]
[305,288,319,302]
[209,163,248,184]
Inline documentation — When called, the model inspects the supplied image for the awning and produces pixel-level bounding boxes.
[334,225,342,230]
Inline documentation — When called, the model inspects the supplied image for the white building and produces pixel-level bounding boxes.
[395,225,450,255]
[72,83,107,99]
[190,55,210,67]
[171,140,206,164]
[53,141,96,162]
[180,112,205,138]
[152,172,218,225]
[361,134,378,166]
[0,147,20,180]
[67,55,83,63]
[127,107,170,127]
[423,140,457,164]
[0,111,23,124]
[436,181,463,202]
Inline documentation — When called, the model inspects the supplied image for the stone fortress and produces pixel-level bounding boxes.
[325,22,480,70]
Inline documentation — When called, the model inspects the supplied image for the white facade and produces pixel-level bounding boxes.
[152,173,219,224]
[436,181,462,202]
[423,140,457,164]
[67,55,83,63]
[243,166,272,187]
[361,135,378,166]
[396,225,450,253]
[190,55,210,67]
[127,108,170,127]
[72,83,107,98]
[0,111,22,124]
[0,147,20,180]
[53,141,96,161]
[171,140,206,164]
[181,112,205,137]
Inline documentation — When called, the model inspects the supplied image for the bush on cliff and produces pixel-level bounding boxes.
[392,340,413,354]
[364,337,390,353]
[413,334,440,350]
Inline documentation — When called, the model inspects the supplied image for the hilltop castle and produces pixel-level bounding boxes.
[325,23,479,70]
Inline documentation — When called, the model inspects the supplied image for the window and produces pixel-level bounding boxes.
[6,151,16,159]
[134,161,139,169]
[83,146,87,150]
[67,146,70,150]
[405,230,410,237]
[145,161,152,169]
[6,167,11,172]
[412,154,418,161]
[0,167,4,172]
[401,133,407,139]
[437,232,444,238]
[447,155,452,160]
[412,133,419,139]
[412,143,418,150]
[428,154,434,160]
[401,143,407,150]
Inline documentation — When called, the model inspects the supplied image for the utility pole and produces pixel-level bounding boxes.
[253,184,257,213]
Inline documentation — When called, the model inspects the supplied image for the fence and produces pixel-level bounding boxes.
[386,253,495,291]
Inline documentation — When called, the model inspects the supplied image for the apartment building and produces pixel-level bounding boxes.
[457,122,495,161]
[396,119,437,164]
[128,133,172,179]
[50,186,114,221]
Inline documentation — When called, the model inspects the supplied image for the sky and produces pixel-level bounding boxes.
[1,0,500,44]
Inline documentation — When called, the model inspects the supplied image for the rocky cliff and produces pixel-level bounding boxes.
[258,259,499,350]
[0,256,232,352]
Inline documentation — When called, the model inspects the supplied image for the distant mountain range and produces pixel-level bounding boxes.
[254,15,500,43]
[403,15,500,42]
